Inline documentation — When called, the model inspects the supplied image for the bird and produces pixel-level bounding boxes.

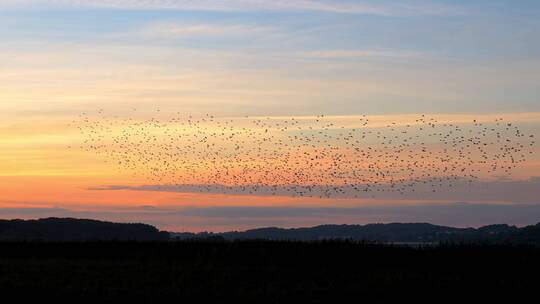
[72,111,536,199]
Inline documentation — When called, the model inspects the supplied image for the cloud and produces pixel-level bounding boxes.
[300,49,422,59]
[2,0,462,16]
[90,177,540,203]
[178,203,540,221]
[0,207,68,215]
[141,22,273,39]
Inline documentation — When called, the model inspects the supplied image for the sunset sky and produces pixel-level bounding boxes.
[1,0,539,231]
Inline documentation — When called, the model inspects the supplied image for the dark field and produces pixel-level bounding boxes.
[0,241,538,302]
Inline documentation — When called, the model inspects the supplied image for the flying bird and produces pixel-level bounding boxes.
[72,111,536,198]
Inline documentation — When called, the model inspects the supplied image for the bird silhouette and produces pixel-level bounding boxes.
[72,111,536,198]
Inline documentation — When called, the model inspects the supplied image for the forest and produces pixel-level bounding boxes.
[1,218,539,301]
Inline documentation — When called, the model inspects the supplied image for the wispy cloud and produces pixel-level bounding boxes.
[90,177,540,204]
[300,49,422,59]
[141,22,273,38]
[2,0,463,16]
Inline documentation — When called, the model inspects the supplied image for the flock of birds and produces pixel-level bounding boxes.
[71,111,536,198]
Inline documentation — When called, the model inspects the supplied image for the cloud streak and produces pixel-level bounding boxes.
[300,49,423,59]
[2,0,462,16]
[141,22,273,38]
[90,177,540,204]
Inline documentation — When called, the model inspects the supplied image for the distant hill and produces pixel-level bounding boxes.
[0,218,169,241]
[1,218,539,244]
[172,222,540,245]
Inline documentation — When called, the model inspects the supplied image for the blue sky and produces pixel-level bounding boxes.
[1,1,539,116]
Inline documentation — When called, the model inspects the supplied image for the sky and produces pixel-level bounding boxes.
[0,0,539,231]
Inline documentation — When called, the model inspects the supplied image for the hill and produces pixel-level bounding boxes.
[1,218,539,244]
[172,222,540,245]
[0,218,169,241]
